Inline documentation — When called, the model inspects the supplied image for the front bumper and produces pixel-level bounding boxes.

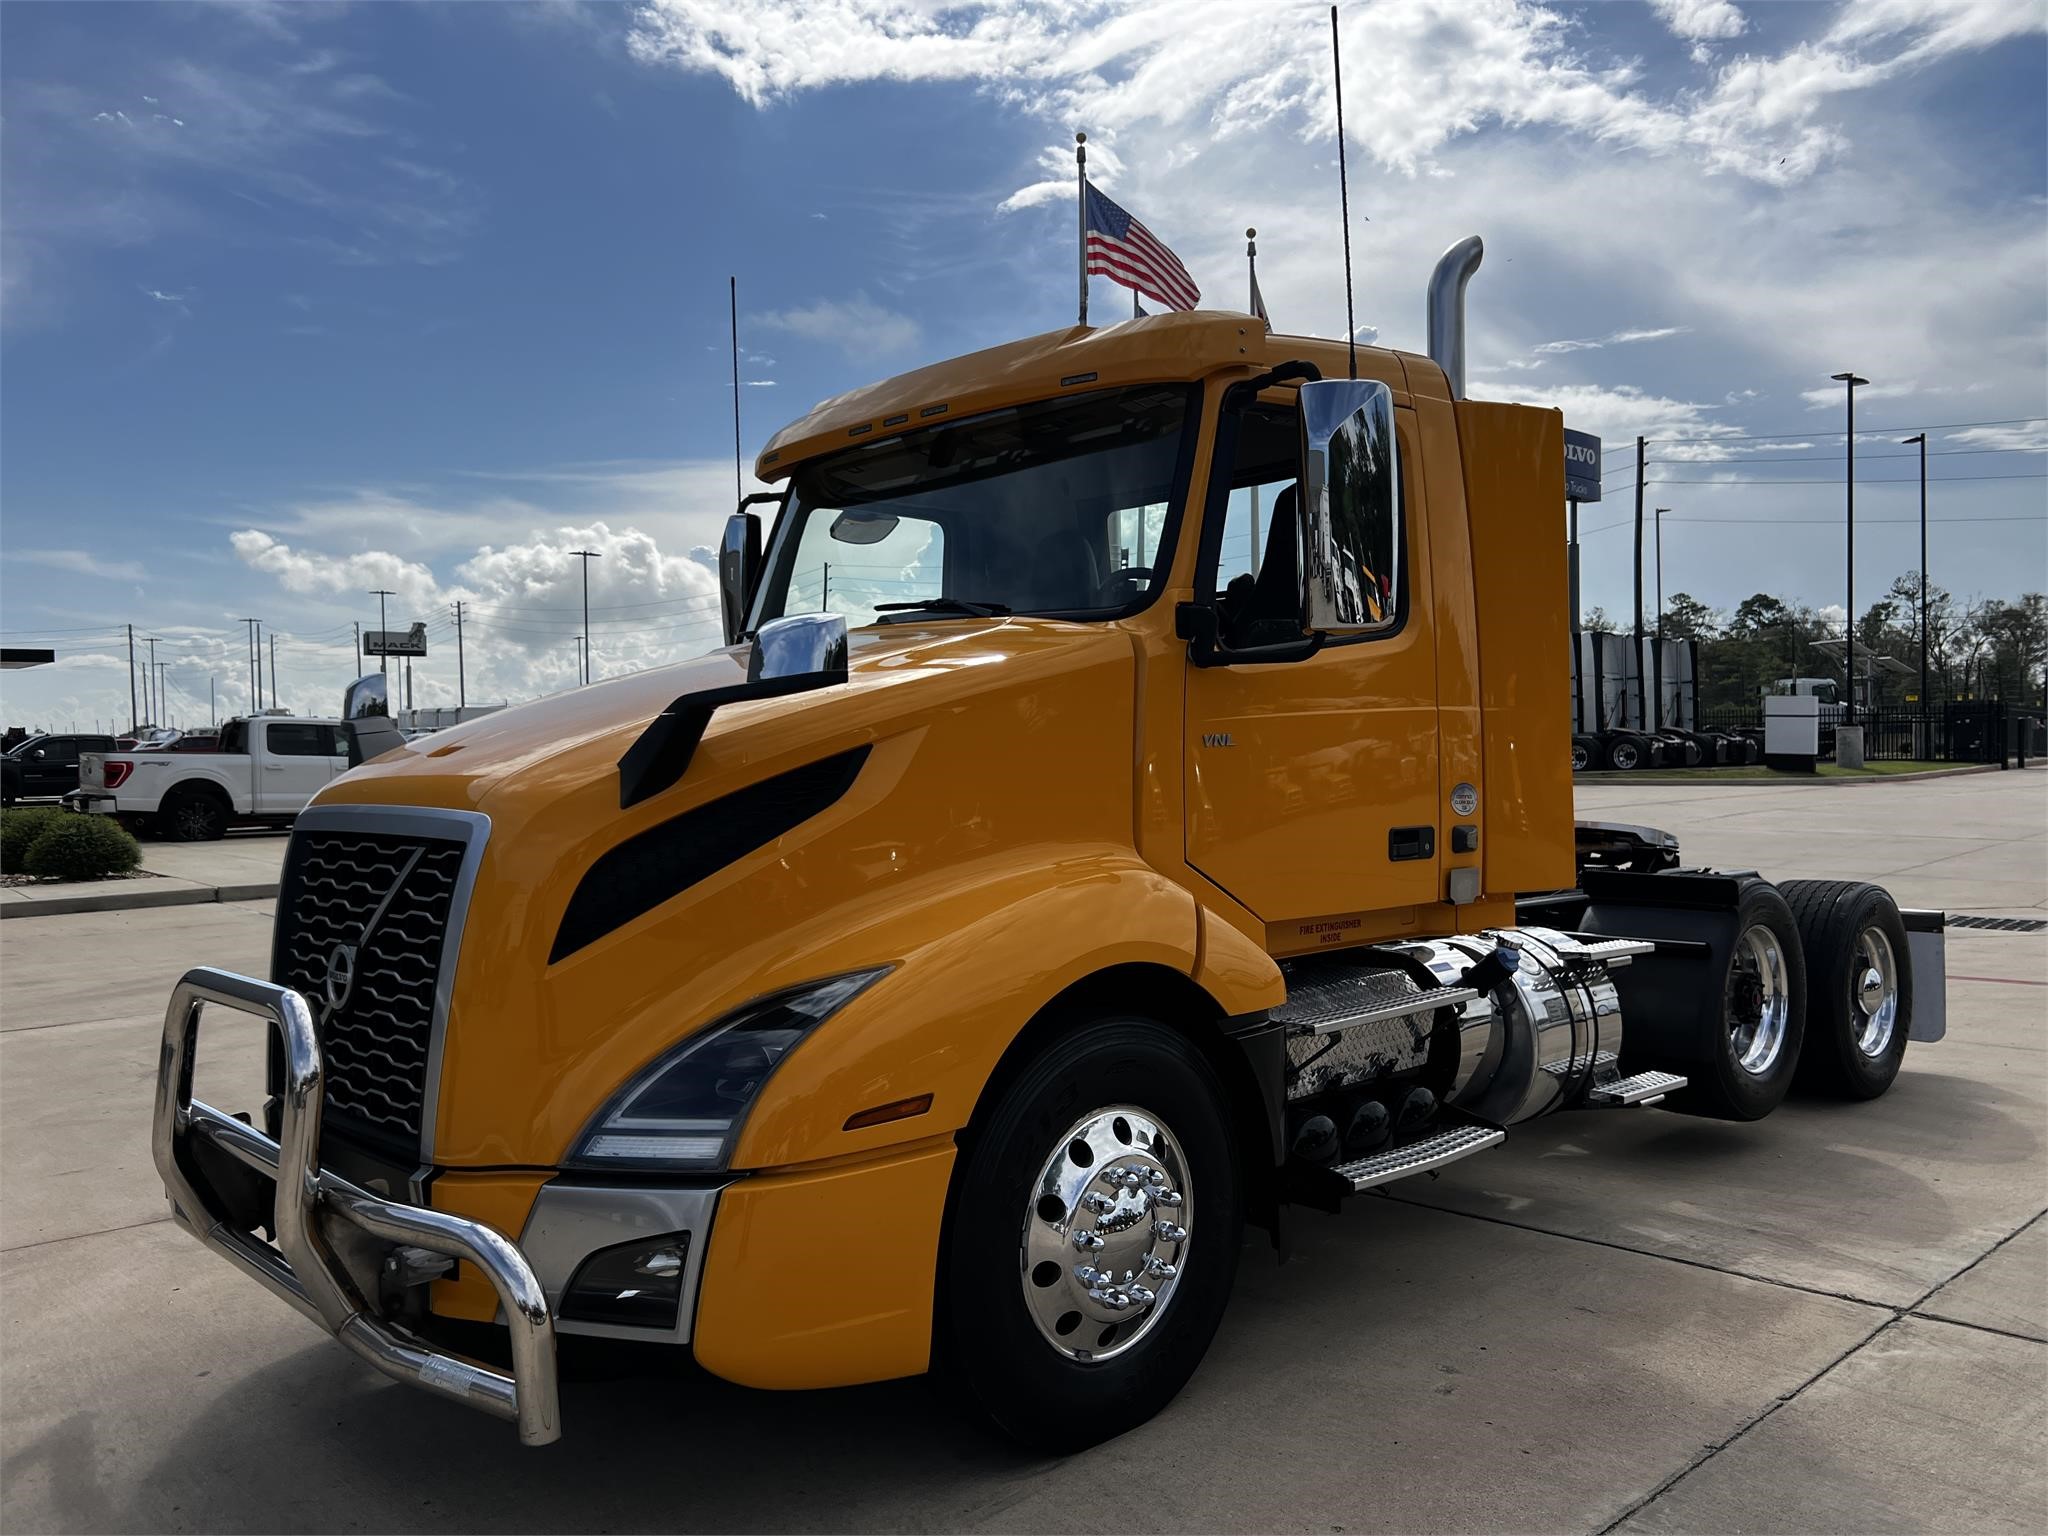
[153,967,562,1445]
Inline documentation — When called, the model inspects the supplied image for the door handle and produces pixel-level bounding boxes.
[264,764,285,772]
[1388,825,1436,862]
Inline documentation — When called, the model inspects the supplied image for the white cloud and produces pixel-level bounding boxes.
[1649,0,1746,43]
[7,549,148,581]
[753,292,921,357]
[144,287,187,303]
[1944,420,2048,452]
[1534,325,1689,354]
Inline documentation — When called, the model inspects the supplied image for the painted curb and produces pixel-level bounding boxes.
[0,880,281,919]
[1576,763,2017,788]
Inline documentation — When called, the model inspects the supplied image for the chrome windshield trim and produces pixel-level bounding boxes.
[283,804,491,1164]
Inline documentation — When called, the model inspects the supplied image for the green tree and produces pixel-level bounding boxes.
[1661,592,1719,641]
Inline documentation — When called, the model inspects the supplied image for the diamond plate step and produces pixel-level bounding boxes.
[1331,1124,1505,1191]
[1587,1070,1688,1107]
[1273,966,1478,1037]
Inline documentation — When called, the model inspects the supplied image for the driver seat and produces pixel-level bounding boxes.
[1222,484,1303,648]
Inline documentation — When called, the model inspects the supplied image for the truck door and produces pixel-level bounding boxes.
[256,721,335,814]
[1183,389,1441,930]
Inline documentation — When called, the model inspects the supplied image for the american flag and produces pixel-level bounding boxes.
[1084,182,1200,312]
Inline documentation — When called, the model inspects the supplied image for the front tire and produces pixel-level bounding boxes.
[1781,880,1912,1099]
[1604,734,1644,771]
[937,1017,1242,1453]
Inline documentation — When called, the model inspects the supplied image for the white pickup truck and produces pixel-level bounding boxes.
[66,714,353,841]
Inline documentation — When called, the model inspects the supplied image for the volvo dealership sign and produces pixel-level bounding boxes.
[1564,429,1602,502]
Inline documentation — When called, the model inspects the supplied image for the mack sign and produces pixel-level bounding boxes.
[1564,429,1602,502]
[365,623,428,658]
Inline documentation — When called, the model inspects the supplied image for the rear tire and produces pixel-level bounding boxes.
[1604,734,1644,772]
[161,787,227,842]
[1781,880,1912,1100]
[936,1017,1242,1453]
[1670,880,1809,1121]
[1570,735,1595,772]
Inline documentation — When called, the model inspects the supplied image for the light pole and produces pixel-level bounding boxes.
[1653,507,1669,730]
[570,550,600,684]
[143,637,162,726]
[1831,371,1868,719]
[1902,432,1929,707]
[369,589,394,676]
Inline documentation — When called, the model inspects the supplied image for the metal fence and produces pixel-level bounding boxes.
[1696,701,2036,766]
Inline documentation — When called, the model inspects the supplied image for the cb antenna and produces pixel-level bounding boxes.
[1331,4,1357,380]
[729,275,743,504]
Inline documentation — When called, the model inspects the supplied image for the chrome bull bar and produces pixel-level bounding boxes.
[152,966,561,1446]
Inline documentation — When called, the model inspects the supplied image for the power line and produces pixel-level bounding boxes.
[1643,471,2047,485]
[1644,415,2042,446]
[1582,512,2044,534]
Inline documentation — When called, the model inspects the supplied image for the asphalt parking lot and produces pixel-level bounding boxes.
[2,772,2042,1533]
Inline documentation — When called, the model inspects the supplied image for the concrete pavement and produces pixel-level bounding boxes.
[0,775,2042,1533]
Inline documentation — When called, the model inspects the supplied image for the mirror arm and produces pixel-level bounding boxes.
[1176,602,1326,669]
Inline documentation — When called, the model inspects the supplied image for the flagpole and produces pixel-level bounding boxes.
[1076,132,1089,327]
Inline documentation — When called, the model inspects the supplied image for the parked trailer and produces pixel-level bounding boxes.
[150,236,1946,1452]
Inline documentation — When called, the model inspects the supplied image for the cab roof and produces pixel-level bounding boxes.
[754,310,1440,482]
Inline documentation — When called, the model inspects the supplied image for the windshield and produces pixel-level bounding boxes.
[750,385,1193,632]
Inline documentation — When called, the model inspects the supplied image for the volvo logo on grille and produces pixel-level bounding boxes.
[324,943,358,1012]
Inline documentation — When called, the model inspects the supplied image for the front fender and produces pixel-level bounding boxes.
[732,846,1201,1169]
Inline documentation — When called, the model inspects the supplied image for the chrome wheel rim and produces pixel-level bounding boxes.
[1852,926,1900,1058]
[1613,742,1639,769]
[1020,1105,1190,1362]
[1727,924,1791,1075]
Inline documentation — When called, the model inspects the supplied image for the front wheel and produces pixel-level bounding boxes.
[936,1017,1242,1452]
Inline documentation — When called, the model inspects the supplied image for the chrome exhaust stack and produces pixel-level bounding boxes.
[1425,235,1485,400]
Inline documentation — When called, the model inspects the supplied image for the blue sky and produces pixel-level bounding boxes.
[3,0,2044,731]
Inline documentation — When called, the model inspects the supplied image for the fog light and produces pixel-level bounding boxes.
[560,1234,691,1329]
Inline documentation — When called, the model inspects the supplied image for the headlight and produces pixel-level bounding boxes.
[563,969,888,1172]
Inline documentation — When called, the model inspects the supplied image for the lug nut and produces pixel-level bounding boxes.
[1074,1264,1104,1286]
[1146,1167,1166,1186]
[1073,1230,1104,1251]
[1082,1192,1115,1214]
[1144,1256,1176,1278]
[1152,1189,1183,1207]
[1152,1220,1187,1242]
[1127,1285,1156,1305]
[1120,1171,1144,1190]
[1099,1166,1126,1185]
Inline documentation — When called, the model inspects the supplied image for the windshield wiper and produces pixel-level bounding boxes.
[873,597,1013,621]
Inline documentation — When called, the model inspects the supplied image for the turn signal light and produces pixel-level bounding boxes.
[102,760,133,788]
[842,1093,934,1131]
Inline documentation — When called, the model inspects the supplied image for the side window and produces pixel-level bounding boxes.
[1208,404,1306,649]
[783,509,945,628]
[265,723,328,756]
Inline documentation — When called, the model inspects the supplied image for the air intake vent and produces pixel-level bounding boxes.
[552,746,870,963]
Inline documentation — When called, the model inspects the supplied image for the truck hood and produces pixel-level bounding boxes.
[317,619,1043,817]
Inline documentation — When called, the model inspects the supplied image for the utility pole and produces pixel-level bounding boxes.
[126,624,138,734]
[1632,436,1646,731]
[1654,506,1669,730]
[143,637,162,727]
[1831,371,1868,719]
[210,676,216,726]
[354,621,362,678]
[369,590,394,676]
[1903,432,1929,706]
[240,620,260,711]
[453,601,466,708]
[570,550,599,684]
[269,633,278,712]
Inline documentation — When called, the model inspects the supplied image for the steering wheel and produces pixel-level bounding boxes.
[1094,566,1154,606]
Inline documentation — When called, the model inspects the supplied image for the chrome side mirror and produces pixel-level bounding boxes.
[1299,378,1401,634]
[720,511,763,647]
[748,612,848,685]
[341,673,389,720]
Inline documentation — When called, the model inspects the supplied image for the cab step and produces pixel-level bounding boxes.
[1273,963,1478,1037]
[1331,1124,1505,1191]
[1587,1070,1688,1108]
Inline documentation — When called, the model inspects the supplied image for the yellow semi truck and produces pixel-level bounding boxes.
[153,239,1945,1451]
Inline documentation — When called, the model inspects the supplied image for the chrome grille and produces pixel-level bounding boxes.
[276,829,466,1152]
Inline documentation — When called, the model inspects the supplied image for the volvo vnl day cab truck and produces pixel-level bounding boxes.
[152,237,1947,1451]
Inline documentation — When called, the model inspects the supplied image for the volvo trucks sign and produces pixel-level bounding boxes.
[364,623,427,658]
[1565,429,1602,502]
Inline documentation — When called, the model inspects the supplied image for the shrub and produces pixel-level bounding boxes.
[0,806,68,875]
[21,815,143,882]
